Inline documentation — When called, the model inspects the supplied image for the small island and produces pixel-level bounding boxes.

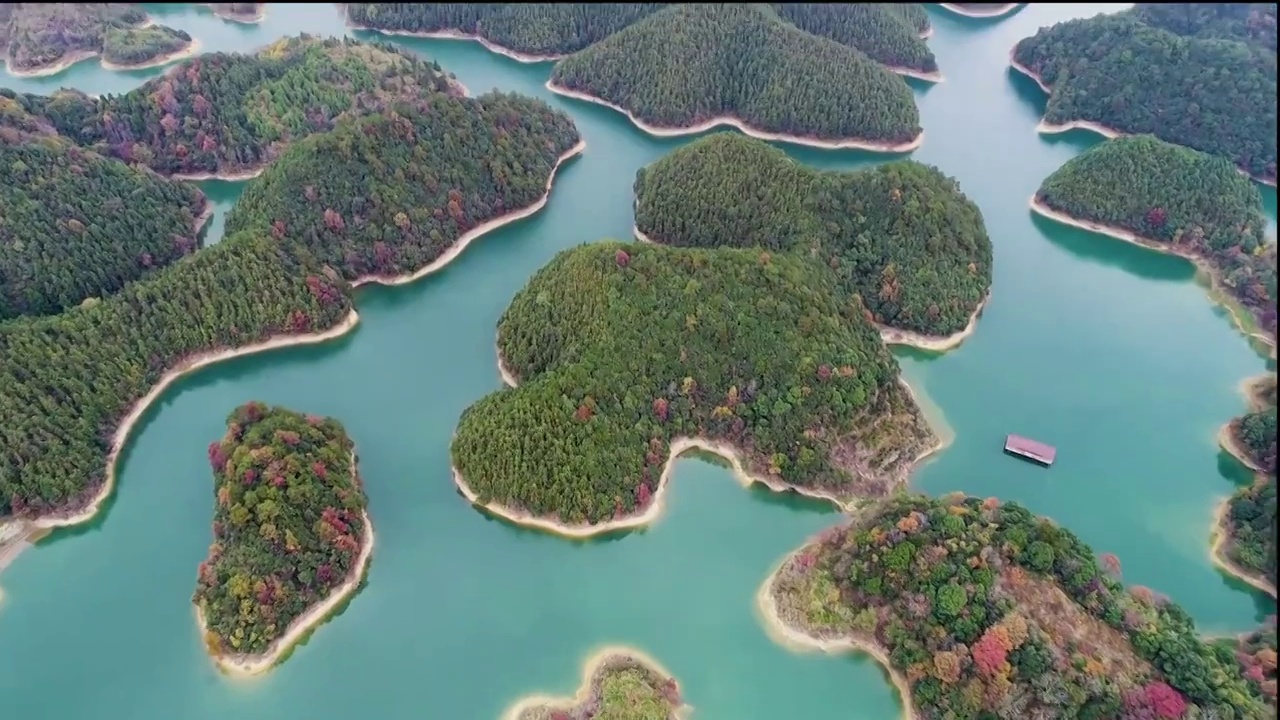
[194,402,372,674]
[762,494,1271,719]
[1011,12,1277,185]
[500,647,686,720]
[634,134,992,348]
[937,4,1023,19]
[0,3,195,77]
[225,91,582,286]
[1031,135,1276,344]
[201,3,266,24]
[451,241,938,536]
[1214,373,1277,596]
[0,95,210,321]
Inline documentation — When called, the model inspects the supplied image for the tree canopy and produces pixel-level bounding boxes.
[195,402,368,657]
[549,4,920,144]
[225,91,580,282]
[1228,618,1278,707]
[634,134,991,337]
[101,24,192,67]
[0,96,207,321]
[1223,374,1277,587]
[770,494,1271,720]
[1129,3,1277,51]
[0,3,189,73]
[17,34,460,177]
[451,241,936,528]
[1035,135,1275,340]
[1013,12,1277,182]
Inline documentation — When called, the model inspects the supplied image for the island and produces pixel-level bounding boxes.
[500,647,686,720]
[346,3,938,81]
[0,3,195,77]
[1215,373,1277,596]
[762,494,1271,720]
[225,91,582,286]
[634,134,992,348]
[937,4,1023,19]
[201,3,266,24]
[1011,11,1277,185]
[194,402,372,674]
[0,94,209,320]
[1031,135,1276,344]
[1130,3,1276,51]
[450,240,938,536]
[19,34,463,179]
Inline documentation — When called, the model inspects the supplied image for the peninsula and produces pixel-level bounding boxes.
[19,35,463,179]
[1214,373,1276,596]
[1031,135,1276,344]
[450,241,938,536]
[194,403,372,674]
[633,134,992,346]
[1011,12,1277,185]
[0,98,209,320]
[762,494,1271,720]
[0,4,194,77]
[500,647,686,720]
[225,92,582,285]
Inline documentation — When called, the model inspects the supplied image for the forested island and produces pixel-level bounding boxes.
[764,494,1272,720]
[1130,3,1277,51]
[194,403,372,674]
[0,3,194,76]
[1032,135,1276,343]
[451,241,938,535]
[634,134,991,345]
[202,3,266,24]
[16,35,462,179]
[0,95,209,320]
[1216,374,1277,596]
[225,91,582,285]
[938,4,1024,20]
[1011,11,1277,184]
[501,647,685,720]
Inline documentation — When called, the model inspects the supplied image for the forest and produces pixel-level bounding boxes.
[1222,374,1277,588]
[1129,3,1277,51]
[513,653,683,720]
[0,102,208,320]
[770,494,1272,720]
[1012,12,1277,182]
[0,3,193,73]
[346,3,937,76]
[549,4,920,145]
[100,24,192,68]
[1035,135,1276,340]
[451,241,936,527]
[225,91,580,283]
[633,134,991,338]
[1225,619,1278,705]
[194,403,369,656]
[16,35,459,177]
[0,229,352,517]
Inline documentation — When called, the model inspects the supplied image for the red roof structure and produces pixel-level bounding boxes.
[1004,434,1056,466]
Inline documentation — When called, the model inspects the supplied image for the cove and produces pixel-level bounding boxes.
[0,4,1275,720]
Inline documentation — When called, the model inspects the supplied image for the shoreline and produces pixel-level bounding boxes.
[755,559,916,720]
[203,4,266,24]
[100,38,201,72]
[498,645,683,720]
[3,49,98,78]
[172,166,265,182]
[546,80,924,153]
[30,310,361,530]
[634,224,988,353]
[939,3,1022,19]
[344,22,565,64]
[351,139,586,289]
[1028,196,1276,349]
[1209,495,1277,599]
[1217,423,1264,474]
[888,65,944,84]
[196,507,376,675]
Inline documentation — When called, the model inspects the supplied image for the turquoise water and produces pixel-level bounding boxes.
[1,4,1275,719]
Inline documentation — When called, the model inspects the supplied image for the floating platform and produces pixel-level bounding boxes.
[1004,434,1056,466]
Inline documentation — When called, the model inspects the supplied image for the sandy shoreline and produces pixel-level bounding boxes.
[889,66,944,84]
[345,22,565,64]
[1007,53,1050,93]
[546,80,923,153]
[197,507,375,675]
[1209,496,1277,598]
[499,645,684,720]
[1218,424,1264,474]
[940,3,1022,19]
[755,559,916,720]
[172,166,265,182]
[30,310,361,530]
[3,49,98,78]
[100,38,201,72]
[1029,196,1275,348]
[351,139,586,289]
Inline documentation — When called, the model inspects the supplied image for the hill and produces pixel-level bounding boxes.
[0,3,192,76]
[1129,3,1277,51]
[633,133,991,340]
[1033,135,1275,341]
[451,241,937,532]
[766,494,1271,720]
[1012,12,1277,183]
